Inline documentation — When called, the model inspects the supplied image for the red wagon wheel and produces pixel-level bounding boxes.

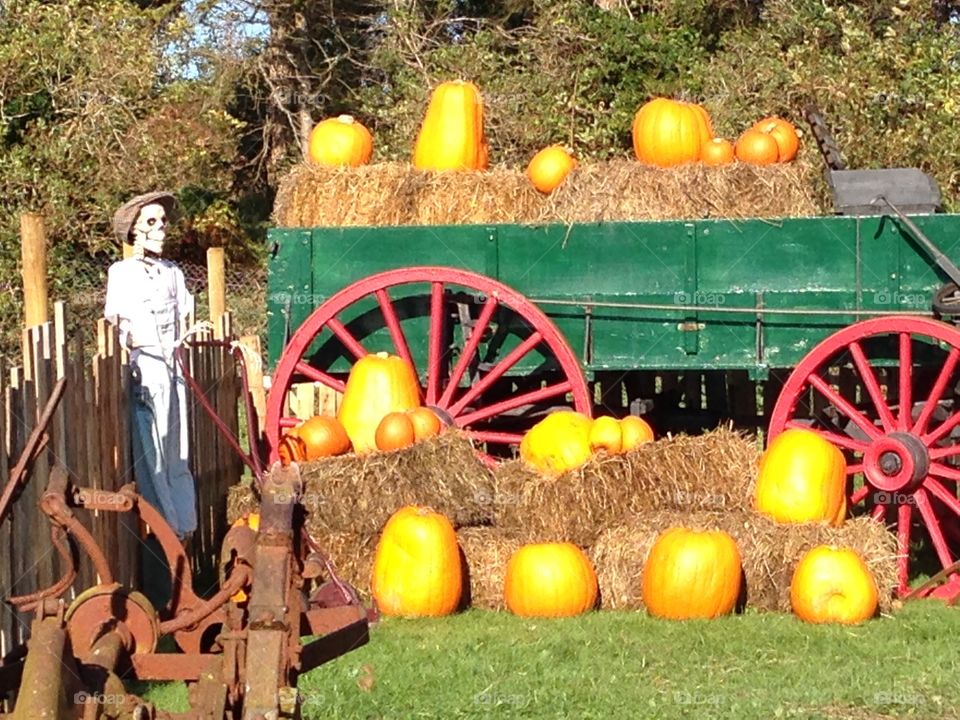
[769,316,960,600]
[265,266,591,463]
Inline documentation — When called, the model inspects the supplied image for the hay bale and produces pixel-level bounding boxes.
[226,482,259,524]
[320,531,377,602]
[272,160,823,228]
[494,426,759,546]
[458,527,526,610]
[591,511,899,613]
[298,431,494,537]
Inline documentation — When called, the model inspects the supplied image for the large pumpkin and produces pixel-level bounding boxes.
[413,80,488,171]
[790,545,878,624]
[504,543,598,617]
[371,505,462,617]
[307,115,373,167]
[642,527,742,619]
[519,411,593,475]
[632,98,713,167]
[754,428,846,526]
[337,352,421,453]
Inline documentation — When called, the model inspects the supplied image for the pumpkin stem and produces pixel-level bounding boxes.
[337,114,356,124]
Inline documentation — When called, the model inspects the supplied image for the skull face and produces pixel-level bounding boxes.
[132,202,167,256]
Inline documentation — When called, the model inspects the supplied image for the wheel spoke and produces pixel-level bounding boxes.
[463,429,525,445]
[294,361,346,393]
[375,288,416,375]
[326,318,367,360]
[850,484,871,505]
[456,381,573,426]
[930,462,960,483]
[923,476,960,519]
[915,488,955,570]
[280,416,299,429]
[448,331,544,416]
[438,296,500,408]
[924,410,960,446]
[426,281,445,405]
[913,347,960,435]
[847,462,864,477]
[929,445,960,461]
[849,341,896,431]
[784,421,869,452]
[871,503,886,521]
[807,374,882,440]
[897,502,912,595]
[898,332,912,430]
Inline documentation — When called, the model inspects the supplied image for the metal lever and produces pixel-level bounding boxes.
[871,195,960,288]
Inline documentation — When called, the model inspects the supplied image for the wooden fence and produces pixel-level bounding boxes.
[0,304,244,657]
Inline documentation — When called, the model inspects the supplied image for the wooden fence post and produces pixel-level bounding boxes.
[207,246,226,321]
[20,214,49,328]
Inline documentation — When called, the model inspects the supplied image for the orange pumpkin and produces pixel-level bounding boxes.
[700,138,735,166]
[589,416,623,454]
[504,543,598,617]
[753,116,800,162]
[632,97,713,167]
[790,546,878,624]
[371,505,462,616]
[307,115,373,167]
[754,428,846,526]
[375,411,417,451]
[296,415,351,459]
[412,80,488,171]
[734,128,780,165]
[642,527,742,620]
[277,433,307,465]
[619,415,654,452]
[408,407,442,441]
[337,352,421,453]
[526,145,577,194]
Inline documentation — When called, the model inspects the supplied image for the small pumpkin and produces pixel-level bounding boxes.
[734,128,780,165]
[337,352,421,454]
[297,415,351,459]
[526,145,577,194]
[642,527,742,620]
[620,415,654,452]
[700,138,735,166]
[754,428,846,526]
[589,416,623,454]
[408,406,442,441]
[307,115,373,167]
[413,80,488,171]
[371,505,462,617]
[375,411,417,452]
[277,433,307,465]
[519,411,594,475]
[632,97,713,167]
[790,545,878,624]
[504,542,598,617]
[753,116,800,162]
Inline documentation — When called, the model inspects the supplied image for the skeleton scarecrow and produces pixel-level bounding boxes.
[104,192,196,541]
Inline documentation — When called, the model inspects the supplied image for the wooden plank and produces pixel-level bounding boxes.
[0,359,12,657]
[31,324,54,589]
[20,213,49,328]
[207,247,226,322]
[53,304,69,464]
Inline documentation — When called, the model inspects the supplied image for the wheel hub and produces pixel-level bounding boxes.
[864,431,930,492]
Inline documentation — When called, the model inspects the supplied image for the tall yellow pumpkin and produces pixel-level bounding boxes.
[337,352,421,453]
[371,505,462,617]
[504,543,598,617]
[519,411,593,475]
[754,428,846,526]
[632,97,713,167]
[413,80,488,171]
[642,527,742,620]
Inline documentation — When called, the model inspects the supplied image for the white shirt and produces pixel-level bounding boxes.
[104,258,194,357]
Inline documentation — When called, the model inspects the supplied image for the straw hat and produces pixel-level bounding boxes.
[112,191,179,244]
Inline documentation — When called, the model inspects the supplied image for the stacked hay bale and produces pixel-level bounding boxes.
[227,425,899,613]
[272,159,822,228]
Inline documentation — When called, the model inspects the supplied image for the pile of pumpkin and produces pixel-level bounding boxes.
[369,416,878,625]
[308,81,801,195]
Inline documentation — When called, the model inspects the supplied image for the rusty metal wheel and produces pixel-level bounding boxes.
[265,266,591,463]
[769,316,960,600]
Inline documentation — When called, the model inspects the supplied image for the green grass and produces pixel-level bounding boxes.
[140,602,960,719]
